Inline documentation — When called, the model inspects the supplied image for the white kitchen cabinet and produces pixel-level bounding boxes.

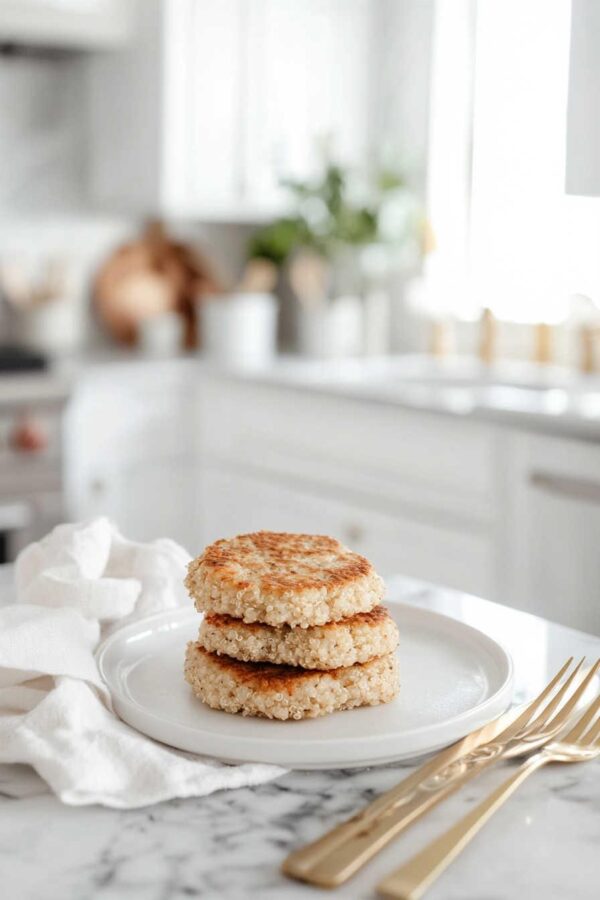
[201,463,493,597]
[198,376,497,598]
[65,360,200,552]
[79,455,198,551]
[243,0,372,208]
[198,378,496,524]
[61,360,600,632]
[89,0,373,219]
[89,0,249,216]
[567,0,600,196]
[506,433,600,634]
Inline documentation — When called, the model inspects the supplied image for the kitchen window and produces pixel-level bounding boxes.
[424,0,600,324]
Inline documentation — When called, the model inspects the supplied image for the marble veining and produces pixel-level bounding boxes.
[1,575,599,900]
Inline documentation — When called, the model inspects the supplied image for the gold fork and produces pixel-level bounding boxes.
[283,657,600,887]
[378,691,600,900]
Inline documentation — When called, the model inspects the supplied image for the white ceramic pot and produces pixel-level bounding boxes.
[363,288,391,355]
[199,292,278,368]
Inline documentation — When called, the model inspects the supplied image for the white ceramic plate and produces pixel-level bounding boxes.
[97,602,514,769]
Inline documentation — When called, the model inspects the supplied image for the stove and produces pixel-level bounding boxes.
[0,362,70,562]
[0,345,47,374]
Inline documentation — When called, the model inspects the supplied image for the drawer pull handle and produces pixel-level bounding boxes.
[90,478,107,496]
[530,471,600,505]
[10,416,48,454]
[344,523,365,544]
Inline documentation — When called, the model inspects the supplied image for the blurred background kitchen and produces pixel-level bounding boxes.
[1,0,599,633]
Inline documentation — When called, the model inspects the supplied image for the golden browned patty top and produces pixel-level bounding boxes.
[185,531,385,627]
[192,531,373,595]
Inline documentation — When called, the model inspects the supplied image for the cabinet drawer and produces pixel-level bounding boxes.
[200,464,493,598]
[506,432,600,632]
[199,378,496,524]
[69,366,196,468]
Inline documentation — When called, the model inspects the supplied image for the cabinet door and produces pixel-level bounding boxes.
[163,0,245,213]
[88,457,199,552]
[66,364,199,551]
[91,0,372,218]
[244,0,372,207]
[508,435,600,633]
[200,464,341,545]
[200,465,493,597]
[90,0,245,216]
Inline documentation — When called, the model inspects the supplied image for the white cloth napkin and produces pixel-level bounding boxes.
[0,518,285,808]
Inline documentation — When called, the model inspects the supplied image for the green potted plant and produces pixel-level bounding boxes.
[248,159,423,356]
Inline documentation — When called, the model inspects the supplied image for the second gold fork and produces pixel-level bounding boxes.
[378,690,600,900]
[283,656,599,887]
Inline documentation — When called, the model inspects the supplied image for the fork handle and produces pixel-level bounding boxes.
[377,753,548,900]
[282,751,501,886]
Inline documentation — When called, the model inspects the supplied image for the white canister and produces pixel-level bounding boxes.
[199,292,278,368]
[139,312,185,357]
[297,296,363,359]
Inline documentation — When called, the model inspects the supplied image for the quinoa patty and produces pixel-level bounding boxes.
[197,605,399,670]
[184,643,400,720]
[185,531,384,628]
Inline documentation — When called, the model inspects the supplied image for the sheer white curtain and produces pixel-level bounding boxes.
[426,0,600,324]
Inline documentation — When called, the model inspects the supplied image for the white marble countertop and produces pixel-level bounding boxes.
[2,351,600,439]
[204,355,600,441]
[1,572,598,900]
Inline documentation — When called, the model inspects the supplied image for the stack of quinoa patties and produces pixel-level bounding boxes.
[184,531,400,721]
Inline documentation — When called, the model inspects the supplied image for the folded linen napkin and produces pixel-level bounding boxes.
[0,518,285,808]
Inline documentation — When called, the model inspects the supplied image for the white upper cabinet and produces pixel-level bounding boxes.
[0,0,136,49]
[88,0,373,220]
[566,0,600,196]
[243,0,372,210]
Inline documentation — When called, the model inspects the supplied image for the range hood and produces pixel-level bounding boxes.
[0,0,136,50]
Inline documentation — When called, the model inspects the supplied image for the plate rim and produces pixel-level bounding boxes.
[96,600,514,766]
